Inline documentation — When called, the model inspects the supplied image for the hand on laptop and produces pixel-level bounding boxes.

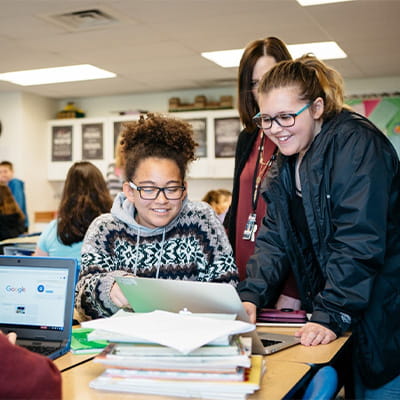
[0,331,17,345]
[242,301,257,324]
[294,322,336,346]
[111,282,130,308]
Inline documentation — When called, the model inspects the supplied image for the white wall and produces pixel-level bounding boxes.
[0,92,23,163]
[0,92,58,232]
[344,76,400,96]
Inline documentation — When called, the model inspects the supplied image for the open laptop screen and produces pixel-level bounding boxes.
[0,256,77,343]
[0,265,68,332]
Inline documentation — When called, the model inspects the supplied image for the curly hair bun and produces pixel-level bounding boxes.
[122,113,198,180]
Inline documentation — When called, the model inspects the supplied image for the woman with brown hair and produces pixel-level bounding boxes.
[0,184,25,240]
[33,161,112,260]
[224,37,292,282]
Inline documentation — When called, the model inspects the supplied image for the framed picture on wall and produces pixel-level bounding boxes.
[113,120,135,155]
[185,118,207,157]
[82,123,103,160]
[214,117,240,158]
[51,125,73,162]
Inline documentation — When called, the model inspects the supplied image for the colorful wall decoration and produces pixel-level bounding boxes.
[347,96,400,156]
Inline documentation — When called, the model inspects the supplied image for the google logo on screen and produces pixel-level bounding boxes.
[5,285,26,294]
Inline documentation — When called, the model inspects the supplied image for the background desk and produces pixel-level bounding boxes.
[60,358,311,400]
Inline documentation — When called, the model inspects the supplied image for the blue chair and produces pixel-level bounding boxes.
[302,366,338,400]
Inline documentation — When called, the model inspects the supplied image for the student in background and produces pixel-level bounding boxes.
[202,188,232,222]
[224,37,292,283]
[0,330,61,399]
[0,185,25,241]
[106,131,125,198]
[0,160,29,231]
[238,55,400,398]
[33,161,112,262]
[76,113,238,321]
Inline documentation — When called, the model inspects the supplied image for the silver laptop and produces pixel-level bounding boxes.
[0,255,78,360]
[115,276,300,355]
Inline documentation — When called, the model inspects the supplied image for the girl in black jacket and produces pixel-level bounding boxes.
[238,55,400,398]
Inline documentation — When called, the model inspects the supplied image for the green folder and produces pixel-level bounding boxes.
[71,328,108,354]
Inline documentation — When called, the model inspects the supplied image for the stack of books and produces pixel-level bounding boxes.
[89,337,263,399]
[82,310,263,399]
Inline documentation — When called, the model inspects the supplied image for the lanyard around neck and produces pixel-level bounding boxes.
[251,131,276,212]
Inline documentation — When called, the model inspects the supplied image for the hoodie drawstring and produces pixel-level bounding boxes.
[133,228,140,276]
[155,229,166,279]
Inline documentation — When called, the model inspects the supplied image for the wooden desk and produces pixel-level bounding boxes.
[61,358,311,400]
[57,326,350,399]
[257,326,351,364]
[54,352,96,372]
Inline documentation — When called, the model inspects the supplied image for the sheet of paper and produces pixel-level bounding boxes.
[82,310,254,354]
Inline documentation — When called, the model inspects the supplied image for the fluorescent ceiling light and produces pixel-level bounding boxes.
[288,41,347,60]
[202,41,347,68]
[201,49,245,68]
[297,0,353,6]
[0,64,116,86]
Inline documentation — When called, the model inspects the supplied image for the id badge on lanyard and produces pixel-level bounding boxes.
[242,213,257,242]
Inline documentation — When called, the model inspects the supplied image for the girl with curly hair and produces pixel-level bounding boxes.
[76,113,238,320]
[33,161,112,259]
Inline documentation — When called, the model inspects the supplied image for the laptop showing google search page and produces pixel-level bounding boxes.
[0,255,77,360]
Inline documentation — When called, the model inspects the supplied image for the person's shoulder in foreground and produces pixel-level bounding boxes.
[0,331,61,399]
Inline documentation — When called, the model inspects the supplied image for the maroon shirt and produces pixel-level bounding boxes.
[235,132,275,281]
[0,334,61,399]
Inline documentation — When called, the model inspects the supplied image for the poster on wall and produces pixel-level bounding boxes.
[214,117,240,158]
[82,123,103,160]
[347,96,400,156]
[185,118,207,157]
[51,125,73,162]
[113,121,135,156]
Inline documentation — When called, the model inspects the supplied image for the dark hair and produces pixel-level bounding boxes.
[238,37,292,131]
[258,54,345,120]
[57,161,113,245]
[0,161,13,170]
[0,184,23,218]
[121,113,197,182]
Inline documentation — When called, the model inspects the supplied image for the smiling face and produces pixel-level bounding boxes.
[258,86,324,157]
[123,157,186,229]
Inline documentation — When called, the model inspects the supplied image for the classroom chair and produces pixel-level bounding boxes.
[302,365,338,400]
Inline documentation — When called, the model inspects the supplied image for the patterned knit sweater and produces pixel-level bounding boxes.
[75,194,238,320]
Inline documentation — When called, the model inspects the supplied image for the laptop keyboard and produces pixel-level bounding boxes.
[24,344,57,356]
[261,339,282,347]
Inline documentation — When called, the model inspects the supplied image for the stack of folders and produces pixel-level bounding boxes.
[90,337,263,400]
